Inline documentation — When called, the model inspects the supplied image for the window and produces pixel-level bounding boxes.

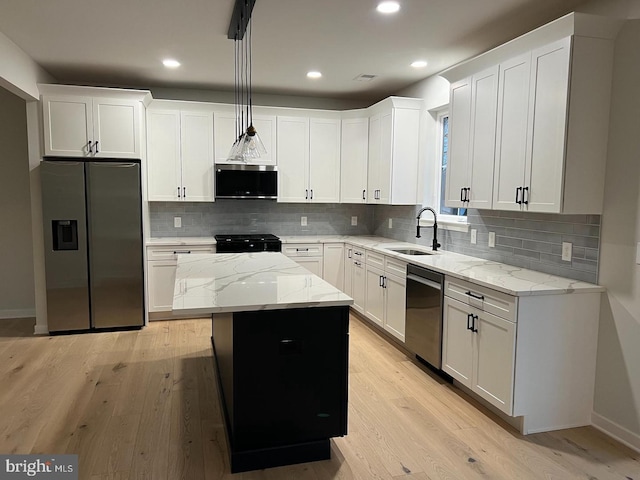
[435,112,466,225]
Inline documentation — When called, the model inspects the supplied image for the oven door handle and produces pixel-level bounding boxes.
[407,274,442,290]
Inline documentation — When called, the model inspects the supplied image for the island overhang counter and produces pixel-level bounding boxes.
[173,252,353,473]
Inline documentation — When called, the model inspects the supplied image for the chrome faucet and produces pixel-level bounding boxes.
[416,207,441,252]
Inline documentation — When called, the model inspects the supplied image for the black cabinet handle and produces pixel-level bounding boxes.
[362,189,366,200]
[515,187,522,205]
[467,313,473,331]
[382,276,387,289]
[305,189,308,200]
[87,140,93,154]
[173,250,191,254]
[523,187,529,205]
[354,251,362,256]
[465,187,470,202]
[183,186,186,198]
[354,260,361,266]
[95,141,99,154]
[460,188,464,202]
[310,189,313,200]
[472,314,479,333]
[348,248,352,259]
[465,291,484,301]
[177,186,181,198]
[379,275,383,287]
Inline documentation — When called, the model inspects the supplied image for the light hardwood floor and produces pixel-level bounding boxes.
[1,315,638,479]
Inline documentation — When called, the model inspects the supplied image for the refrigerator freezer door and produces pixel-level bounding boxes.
[41,161,90,332]
[86,162,144,328]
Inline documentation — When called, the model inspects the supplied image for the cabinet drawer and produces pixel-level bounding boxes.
[385,257,407,277]
[352,247,365,262]
[282,243,323,257]
[366,250,384,269]
[445,277,516,323]
[147,245,216,261]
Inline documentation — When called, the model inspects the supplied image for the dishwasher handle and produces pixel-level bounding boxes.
[407,273,442,291]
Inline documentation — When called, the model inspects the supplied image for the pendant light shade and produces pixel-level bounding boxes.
[227,0,264,162]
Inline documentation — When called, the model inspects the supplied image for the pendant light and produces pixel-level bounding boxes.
[227,0,267,162]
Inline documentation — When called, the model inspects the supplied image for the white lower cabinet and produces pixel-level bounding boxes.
[364,254,407,342]
[322,243,344,290]
[351,250,366,314]
[146,244,216,316]
[443,296,515,414]
[282,243,324,277]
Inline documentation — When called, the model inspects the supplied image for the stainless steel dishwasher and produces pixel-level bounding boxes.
[405,264,444,370]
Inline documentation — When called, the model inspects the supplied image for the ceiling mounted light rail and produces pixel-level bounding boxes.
[227,0,267,162]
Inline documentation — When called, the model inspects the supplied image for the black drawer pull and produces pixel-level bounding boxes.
[467,313,473,331]
[173,250,191,254]
[472,314,479,333]
[466,291,484,301]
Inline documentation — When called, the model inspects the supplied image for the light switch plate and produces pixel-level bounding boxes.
[636,242,640,264]
[562,242,572,262]
[174,217,181,228]
[301,216,307,226]
[488,232,496,248]
[388,218,393,229]
[470,229,477,245]
[351,216,358,226]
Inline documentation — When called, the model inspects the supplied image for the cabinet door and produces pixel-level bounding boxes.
[92,98,141,158]
[384,273,406,342]
[309,118,341,202]
[340,118,369,203]
[493,53,531,211]
[148,260,177,312]
[180,111,214,202]
[293,257,323,277]
[377,110,393,204]
[390,108,421,205]
[322,243,344,290]
[213,111,237,163]
[147,110,181,201]
[277,116,309,202]
[468,66,498,209]
[525,37,571,213]
[365,265,384,327]
[252,115,277,166]
[472,311,516,415]
[366,114,381,203]
[343,247,353,297]
[442,297,473,387]
[352,261,366,314]
[445,78,472,208]
[42,95,93,157]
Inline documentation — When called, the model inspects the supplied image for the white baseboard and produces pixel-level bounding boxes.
[0,308,35,319]
[592,412,640,453]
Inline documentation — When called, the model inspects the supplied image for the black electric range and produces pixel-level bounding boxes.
[214,234,282,253]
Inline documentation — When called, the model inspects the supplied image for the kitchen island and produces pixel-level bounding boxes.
[173,252,353,473]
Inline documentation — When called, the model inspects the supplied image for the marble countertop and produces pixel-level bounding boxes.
[147,237,217,247]
[151,235,603,297]
[172,252,353,316]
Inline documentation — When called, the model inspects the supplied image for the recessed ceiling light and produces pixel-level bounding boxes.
[162,59,181,68]
[307,71,322,79]
[377,1,400,14]
[411,60,428,68]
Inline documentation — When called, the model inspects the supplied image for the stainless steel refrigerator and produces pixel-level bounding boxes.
[41,160,144,332]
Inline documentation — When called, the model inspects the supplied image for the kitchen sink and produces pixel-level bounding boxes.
[385,248,434,256]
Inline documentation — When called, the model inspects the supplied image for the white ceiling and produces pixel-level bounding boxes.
[0,0,589,102]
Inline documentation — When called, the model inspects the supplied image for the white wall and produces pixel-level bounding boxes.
[591,17,640,450]
[0,31,54,100]
[0,87,35,318]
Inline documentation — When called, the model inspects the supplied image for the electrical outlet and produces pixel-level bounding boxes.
[174,217,181,228]
[301,216,307,226]
[388,218,393,229]
[562,242,572,262]
[488,232,496,248]
[470,229,477,245]
[351,216,358,226]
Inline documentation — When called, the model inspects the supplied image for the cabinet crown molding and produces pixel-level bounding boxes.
[38,84,153,106]
[440,12,623,83]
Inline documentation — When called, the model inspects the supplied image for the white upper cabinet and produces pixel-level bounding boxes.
[147,108,214,202]
[340,118,369,203]
[367,97,422,205]
[277,116,340,203]
[444,13,617,214]
[42,93,143,159]
[213,111,276,165]
[445,67,498,210]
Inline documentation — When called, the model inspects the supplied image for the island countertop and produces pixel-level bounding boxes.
[172,252,353,316]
